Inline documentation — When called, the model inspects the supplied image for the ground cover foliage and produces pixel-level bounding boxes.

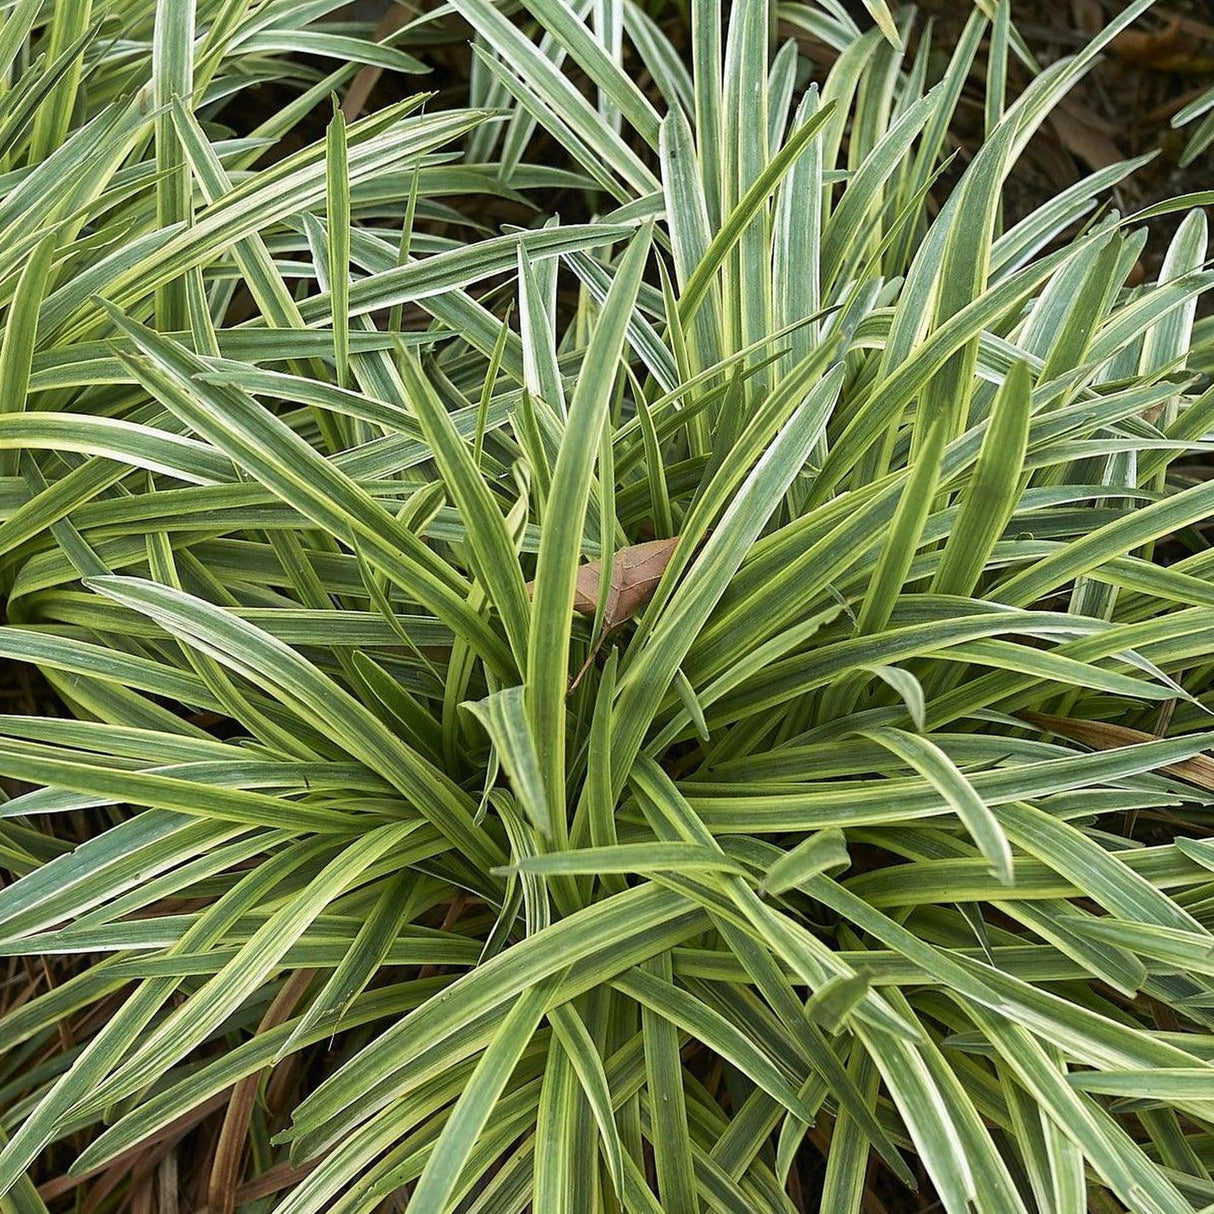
[0,0,1213,1210]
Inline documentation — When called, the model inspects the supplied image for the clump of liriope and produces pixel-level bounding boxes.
[0,0,1213,1211]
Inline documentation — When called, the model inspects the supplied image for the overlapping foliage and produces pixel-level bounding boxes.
[0,0,1212,1210]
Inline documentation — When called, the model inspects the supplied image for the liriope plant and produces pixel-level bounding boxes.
[0,0,1212,1211]
[1174,82,1214,169]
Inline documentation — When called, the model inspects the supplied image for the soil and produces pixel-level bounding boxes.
[918,0,1214,286]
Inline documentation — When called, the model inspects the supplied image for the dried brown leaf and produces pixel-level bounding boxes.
[1021,711,1214,791]
[527,537,679,632]
[1112,16,1210,70]
[578,536,679,628]
[40,1092,231,1203]
[1049,102,1124,170]
[158,1153,180,1214]
[341,3,412,120]
[208,970,314,1214]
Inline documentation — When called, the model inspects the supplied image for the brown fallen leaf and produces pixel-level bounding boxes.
[1112,14,1214,71]
[528,536,679,632]
[210,969,315,1214]
[1020,711,1214,792]
[576,536,680,629]
[1049,101,1125,171]
[342,2,412,120]
[1112,15,1189,68]
[527,537,680,693]
[38,1092,233,1201]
